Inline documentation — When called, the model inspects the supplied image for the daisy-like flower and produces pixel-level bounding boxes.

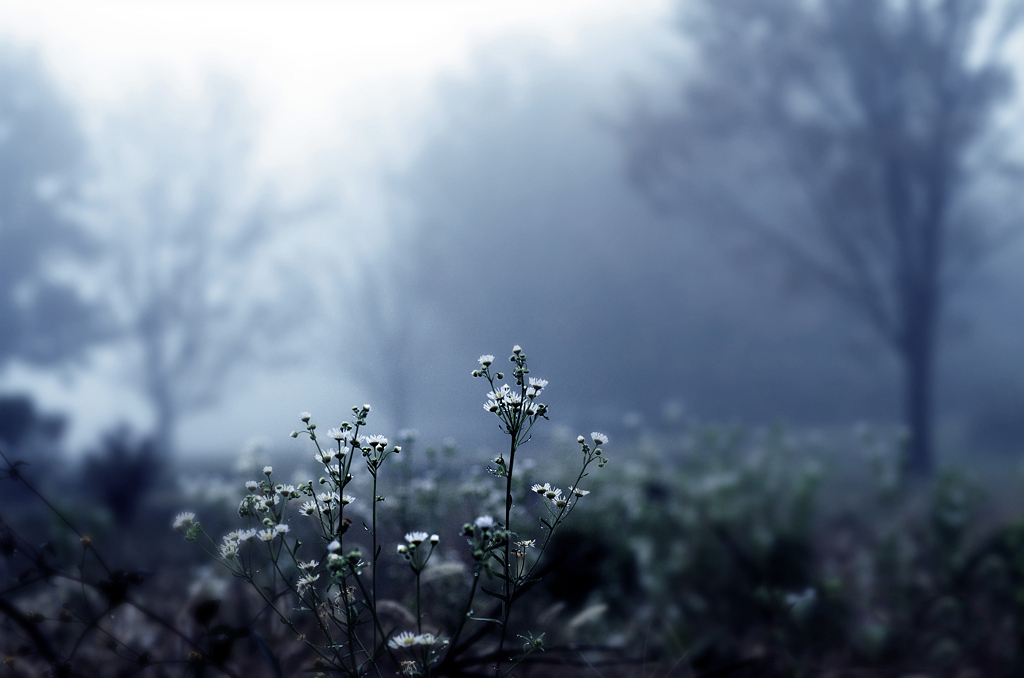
[245,481,258,492]
[405,532,429,545]
[275,524,291,536]
[341,495,355,505]
[276,484,296,496]
[263,466,273,475]
[544,487,563,501]
[570,487,590,497]
[388,632,419,649]
[487,384,511,402]
[258,529,276,542]
[300,501,317,516]
[315,450,334,464]
[518,540,536,549]
[173,512,195,531]
[299,560,319,571]
[528,377,548,391]
[319,491,340,507]
[223,531,243,543]
[531,483,552,495]
[478,354,494,366]
[220,542,238,560]
[474,515,495,530]
[415,633,440,646]
[240,528,258,541]
[296,573,320,593]
[591,432,609,446]
[327,427,346,441]
[512,345,522,354]
[430,534,440,545]
[300,412,312,423]
[525,403,539,415]
[483,400,499,413]
[327,540,341,552]
[364,434,388,450]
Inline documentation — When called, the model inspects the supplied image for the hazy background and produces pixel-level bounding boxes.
[1,0,1023,463]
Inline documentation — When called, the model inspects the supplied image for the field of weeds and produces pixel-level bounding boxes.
[4,355,1024,677]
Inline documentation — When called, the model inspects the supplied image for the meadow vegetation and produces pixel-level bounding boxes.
[3,348,1024,676]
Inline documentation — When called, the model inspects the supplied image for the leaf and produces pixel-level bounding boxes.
[468,614,503,625]
[481,586,508,602]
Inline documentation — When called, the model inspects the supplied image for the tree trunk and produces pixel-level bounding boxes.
[152,384,177,459]
[902,303,936,478]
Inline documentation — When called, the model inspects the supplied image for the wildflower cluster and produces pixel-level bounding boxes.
[472,346,608,676]
[172,346,606,678]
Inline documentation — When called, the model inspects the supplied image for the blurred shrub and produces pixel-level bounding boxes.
[80,426,161,525]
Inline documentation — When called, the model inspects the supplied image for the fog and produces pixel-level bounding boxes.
[2,0,1024,464]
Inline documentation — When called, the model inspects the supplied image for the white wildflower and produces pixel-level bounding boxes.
[245,481,258,492]
[591,432,609,446]
[258,529,276,542]
[415,633,441,646]
[474,515,495,530]
[327,540,341,552]
[300,412,312,423]
[173,512,195,531]
[405,532,429,545]
[528,377,548,391]
[296,573,320,593]
[483,400,499,413]
[263,466,273,475]
[300,501,317,516]
[389,632,419,649]
[478,354,494,366]
[275,524,290,536]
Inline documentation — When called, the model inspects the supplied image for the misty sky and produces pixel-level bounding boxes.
[2,0,1023,461]
[0,1,676,456]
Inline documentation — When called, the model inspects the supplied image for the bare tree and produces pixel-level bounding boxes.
[87,77,283,456]
[626,0,1024,476]
[0,44,99,369]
